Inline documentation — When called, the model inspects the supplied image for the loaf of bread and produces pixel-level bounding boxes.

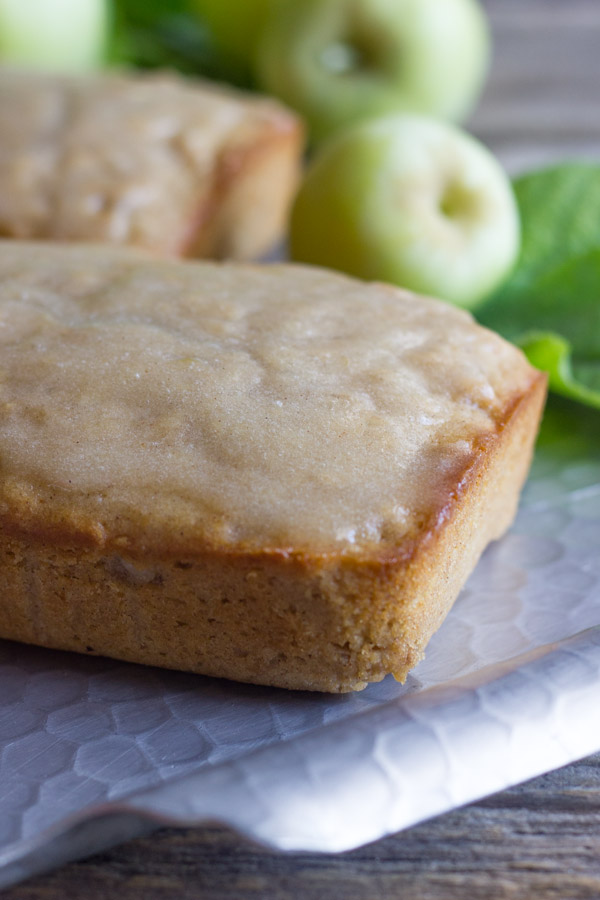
[0,68,303,260]
[0,243,546,691]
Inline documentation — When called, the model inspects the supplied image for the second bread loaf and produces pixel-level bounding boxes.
[0,68,303,260]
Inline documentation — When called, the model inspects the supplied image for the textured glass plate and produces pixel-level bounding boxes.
[1,399,599,888]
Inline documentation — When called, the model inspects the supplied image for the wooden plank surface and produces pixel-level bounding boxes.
[3,1,600,897]
[5,755,600,900]
[474,0,600,173]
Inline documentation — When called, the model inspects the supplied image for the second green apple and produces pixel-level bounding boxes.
[290,115,520,310]
[256,0,490,142]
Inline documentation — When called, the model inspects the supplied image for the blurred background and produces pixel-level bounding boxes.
[475,0,600,173]
[1,0,598,173]
[2,0,598,171]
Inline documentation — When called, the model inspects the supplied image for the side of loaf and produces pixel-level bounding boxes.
[0,243,546,691]
[0,68,303,260]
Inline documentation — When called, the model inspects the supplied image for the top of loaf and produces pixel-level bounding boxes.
[0,242,537,559]
[0,67,298,255]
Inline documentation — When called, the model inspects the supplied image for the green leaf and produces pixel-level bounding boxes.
[536,393,600,454]
[504,163,600,289]
[106,0,253,85]
[518,331,600,409]
[478,164,600,412]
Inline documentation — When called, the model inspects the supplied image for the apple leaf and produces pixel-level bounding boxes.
[108,1,208,71]
[519,332,600,409]
[478,164,600,411]
[107,0,253,85]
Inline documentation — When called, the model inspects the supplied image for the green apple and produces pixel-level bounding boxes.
[190,0,271,80]
[290,114,520,310]
[0,0,108,70]
[255,0,490,143]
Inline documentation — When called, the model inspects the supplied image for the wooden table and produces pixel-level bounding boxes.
[4,1,600,897]
[5,760,600,900]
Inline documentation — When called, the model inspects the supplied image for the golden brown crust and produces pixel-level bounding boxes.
[0,371,546,692]
[0,251,539,564]
[0,247,547,690]
[181,115,304,260]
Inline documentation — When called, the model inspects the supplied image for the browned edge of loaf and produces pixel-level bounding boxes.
[180,112,304,261]
[0,371,547,693]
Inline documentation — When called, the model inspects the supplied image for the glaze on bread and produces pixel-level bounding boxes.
[0,243,546,691]
[0,68,303,260]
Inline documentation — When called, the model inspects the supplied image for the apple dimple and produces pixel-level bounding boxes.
[318,11,392,78]
[320,41,365,75]
[439,180,485,223]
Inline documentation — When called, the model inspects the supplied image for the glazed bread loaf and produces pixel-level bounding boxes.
[0,68,303,260]
[0,243,546,691]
